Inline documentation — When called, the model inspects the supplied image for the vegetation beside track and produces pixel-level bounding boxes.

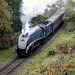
[17,23,75,75]
[0,46,15,66]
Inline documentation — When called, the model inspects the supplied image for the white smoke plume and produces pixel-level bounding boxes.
[20,0,58,34]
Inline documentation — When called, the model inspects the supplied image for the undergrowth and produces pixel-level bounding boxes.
[0,32,20,50]
[0,45,15,66]
[17,23,75,75]
[24,38,75,75]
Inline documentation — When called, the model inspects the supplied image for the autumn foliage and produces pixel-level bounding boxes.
[56,40,75,54]
[0,0,12,37]
[24,39,75,75]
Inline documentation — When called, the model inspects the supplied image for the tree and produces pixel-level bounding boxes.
[5,0,22,32]
[63,0,75,32]
[31,5,56,27]
[0,0,12,37]
[64,0,75,22]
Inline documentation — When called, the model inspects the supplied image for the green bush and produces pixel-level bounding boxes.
[47,50,56,56]
[0,42,3,50]
[66,22,75,32]
[0,33,19,50]
[0,42,10,50]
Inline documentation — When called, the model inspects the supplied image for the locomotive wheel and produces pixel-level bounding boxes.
[40,39,46,45]
[26,47,33,56]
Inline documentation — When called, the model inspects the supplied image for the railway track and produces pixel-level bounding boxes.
[0,22,65,75]
[0,57,26,75]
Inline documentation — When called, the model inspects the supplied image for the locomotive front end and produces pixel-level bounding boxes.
[15,33,29,56]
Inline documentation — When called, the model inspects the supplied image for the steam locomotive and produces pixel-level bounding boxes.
[15,7,66,56]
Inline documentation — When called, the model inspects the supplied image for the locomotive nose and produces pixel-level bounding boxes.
[17,33,29,50]
[15,33,29,56]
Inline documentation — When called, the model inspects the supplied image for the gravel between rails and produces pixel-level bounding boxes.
[0,58,26,75]
[0,55,18,72]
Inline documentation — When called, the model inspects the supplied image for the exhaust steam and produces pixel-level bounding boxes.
[20,0,58,35]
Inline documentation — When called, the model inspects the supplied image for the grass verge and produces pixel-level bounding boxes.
[0,45,16,66]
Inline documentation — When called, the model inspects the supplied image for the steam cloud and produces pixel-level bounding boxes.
[20,0,58,34]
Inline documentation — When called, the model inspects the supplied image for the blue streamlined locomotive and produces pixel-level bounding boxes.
[15,7,66,56]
